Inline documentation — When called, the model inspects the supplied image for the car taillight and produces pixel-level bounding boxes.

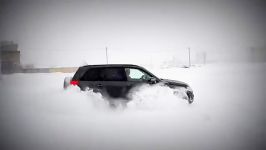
[70,80,79,86]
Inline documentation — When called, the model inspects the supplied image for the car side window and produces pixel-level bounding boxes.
[101,68,127,81]
[125,68,151,81]
[80,67,127,81]
[80,68,102,81]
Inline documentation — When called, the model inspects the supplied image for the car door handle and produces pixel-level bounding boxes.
[96,84,103,88]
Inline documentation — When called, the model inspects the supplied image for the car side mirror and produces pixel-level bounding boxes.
[148,77,157,84]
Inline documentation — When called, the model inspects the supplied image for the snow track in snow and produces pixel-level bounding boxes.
[0,63,265,150]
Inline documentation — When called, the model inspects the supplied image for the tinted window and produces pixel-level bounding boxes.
[80,68,102,81]
[101,68,127,81]
[80,67,127,81]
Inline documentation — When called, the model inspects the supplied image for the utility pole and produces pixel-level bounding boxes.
[188,47,191,67]
[105,47,108,64]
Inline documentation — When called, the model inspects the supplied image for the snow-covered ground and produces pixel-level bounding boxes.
[0,63,265,150]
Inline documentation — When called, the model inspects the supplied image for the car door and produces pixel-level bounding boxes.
[99,67,129,98]
[124,67,153,95]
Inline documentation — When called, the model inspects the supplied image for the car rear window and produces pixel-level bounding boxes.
[80,67,127,81]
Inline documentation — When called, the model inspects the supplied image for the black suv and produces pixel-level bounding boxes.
[64,64,194,104]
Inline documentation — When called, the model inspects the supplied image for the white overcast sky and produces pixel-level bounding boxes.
[0,0,265,66]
